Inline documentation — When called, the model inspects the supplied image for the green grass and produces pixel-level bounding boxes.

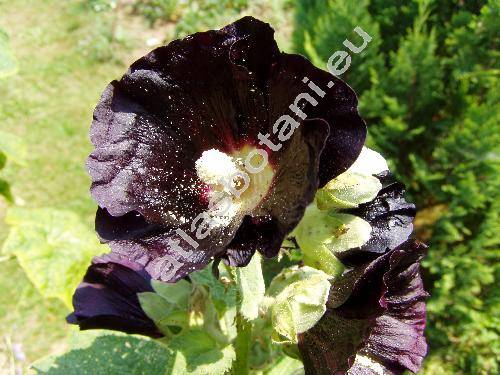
[0,1,293,371]
[0,1,123,220]
[0,0,130,369]
[0,0,293,230]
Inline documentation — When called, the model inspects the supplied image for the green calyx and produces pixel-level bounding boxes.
[315,147,389,211]
[266,266,332,344]
[263,148,388,348]
[293,147,388,276]
[316,171,382,210]
[293,205,372,276]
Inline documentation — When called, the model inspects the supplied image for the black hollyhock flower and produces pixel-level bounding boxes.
[298,240,428,374]
[67,253,164,338]
[88,16,366,282]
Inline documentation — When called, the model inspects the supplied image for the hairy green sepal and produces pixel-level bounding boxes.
[266,266,331,344]
[294,205,372,275]
[316,171,382,210]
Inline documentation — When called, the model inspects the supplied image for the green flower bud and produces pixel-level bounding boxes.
[267,266,331,344]
[316,172,382,210]
[294,205,372,275]
[348,146,389,176]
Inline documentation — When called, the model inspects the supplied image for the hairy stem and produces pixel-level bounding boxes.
[233,310,252,375]
[226,263,252,374]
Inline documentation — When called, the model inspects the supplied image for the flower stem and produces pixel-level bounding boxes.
[226,263,252,374]
[233,310,251,375]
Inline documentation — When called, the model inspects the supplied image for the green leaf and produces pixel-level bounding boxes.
[138,279,192,336]
[266,356,304,375]
[190,265,237,313]
[32,333,177,374]
[2,208,105,307]
[316,172,382,210]
[138,292,189,336]
[169,330,236,375]
[235,252,265,320]
[163,310,191,330]
[0,131,27,166]
[267,266,331,344]
[152,279,191,308]
[139,292,174,324]
[0,28,18,78]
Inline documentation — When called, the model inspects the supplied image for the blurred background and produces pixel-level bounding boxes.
[0,0,498,373]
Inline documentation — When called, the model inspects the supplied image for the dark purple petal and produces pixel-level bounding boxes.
[95,207,232,282]
[87,17,281,228]
[338,181,416,265]
[256,118,329,258]
[220,215,274,266]
[88,81,207,227]
[107,228,224,283]
[298,240,428,375]
[298,310,374,374]
[329,250,391,319]
[357,241,428,374]
[95,207,164,242]
[266,53,366,186]
[67,254,163,338]
[96,118,329,279]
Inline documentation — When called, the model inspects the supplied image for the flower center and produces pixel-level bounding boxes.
[195,149,240,187]
[195,147,274,226]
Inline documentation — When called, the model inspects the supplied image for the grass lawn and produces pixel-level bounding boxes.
[0,1,293,371]
[0,0,141,370]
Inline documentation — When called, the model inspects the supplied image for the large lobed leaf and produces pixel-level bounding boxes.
[32,333,177,375]
[169,330,236,375]
[32,329,235,374]
[2,208,106,307]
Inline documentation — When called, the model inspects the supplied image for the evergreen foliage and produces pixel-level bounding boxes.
[293,0,499,373]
